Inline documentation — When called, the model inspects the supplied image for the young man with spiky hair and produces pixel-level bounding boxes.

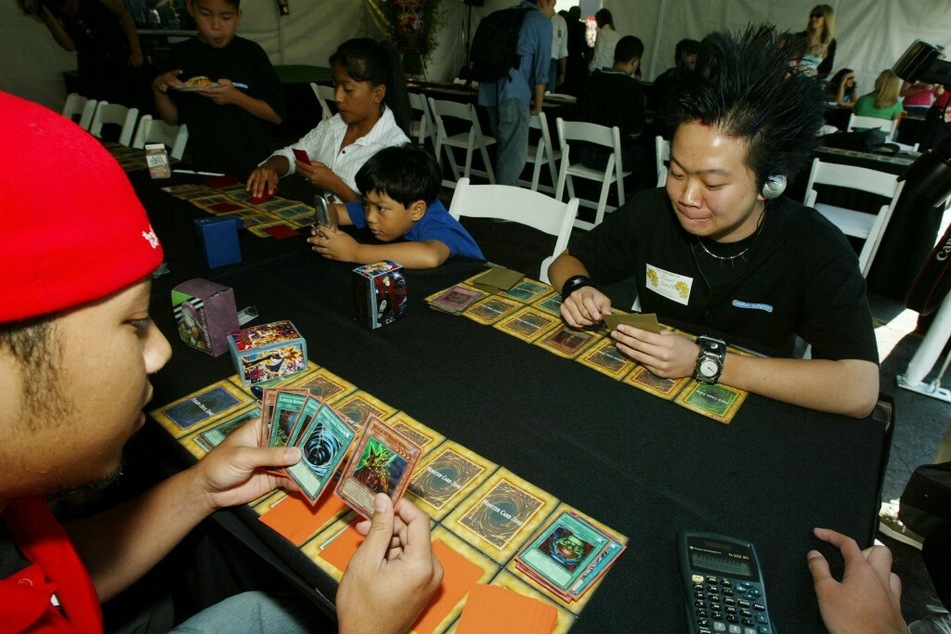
[549,25,879,418]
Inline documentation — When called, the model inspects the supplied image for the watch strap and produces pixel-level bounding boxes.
[561,275,597,299]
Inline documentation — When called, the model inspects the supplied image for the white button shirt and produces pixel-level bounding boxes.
[269,105,409,196]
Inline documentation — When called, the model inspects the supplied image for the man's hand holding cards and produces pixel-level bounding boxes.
[259,387,357,505]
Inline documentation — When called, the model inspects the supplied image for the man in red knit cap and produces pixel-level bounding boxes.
[0,91,440,633]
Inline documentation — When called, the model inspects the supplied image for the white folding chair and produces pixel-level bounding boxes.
[803,158,906,277]
[847,113,898,141]
[555,118,631,231]
[448,177,578,283]
[89,101,139,146]
[309,82,334,122]
[131,115,189,160]
[427,97,496,188]
[655,135,670,188]
[520,111,560,194]
[408,92,436,148]
[62,93,97,130]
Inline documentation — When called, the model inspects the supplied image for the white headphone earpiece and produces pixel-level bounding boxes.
[762,174,787,199]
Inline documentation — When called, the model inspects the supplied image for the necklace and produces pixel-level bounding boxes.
[692,207,767,266]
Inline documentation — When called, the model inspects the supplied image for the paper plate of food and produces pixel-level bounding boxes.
[173,76,221,91]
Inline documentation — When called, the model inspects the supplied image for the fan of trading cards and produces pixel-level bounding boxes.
[261,388,422,516]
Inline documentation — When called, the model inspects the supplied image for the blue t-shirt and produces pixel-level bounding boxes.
[345,198,485,261]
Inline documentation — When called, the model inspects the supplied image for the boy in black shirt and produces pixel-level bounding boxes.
[152,0,285,178]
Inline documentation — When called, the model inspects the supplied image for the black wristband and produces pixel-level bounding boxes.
[561,275,597,299]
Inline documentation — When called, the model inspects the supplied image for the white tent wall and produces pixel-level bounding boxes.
[1,0,947,112]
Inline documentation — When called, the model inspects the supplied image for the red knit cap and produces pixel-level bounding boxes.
[0,92,164,322]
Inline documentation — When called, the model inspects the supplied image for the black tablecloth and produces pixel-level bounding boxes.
[135,171,886,632]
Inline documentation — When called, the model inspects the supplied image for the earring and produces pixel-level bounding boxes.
[762,174,787,199]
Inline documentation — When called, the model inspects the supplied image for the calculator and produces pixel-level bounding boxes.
[678,531,774,634]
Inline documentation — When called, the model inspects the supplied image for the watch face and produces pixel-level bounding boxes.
[699,358,720,378]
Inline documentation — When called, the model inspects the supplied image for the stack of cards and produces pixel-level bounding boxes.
[514,510,626,603]
[260,388,357,506]
[426,284,485,314]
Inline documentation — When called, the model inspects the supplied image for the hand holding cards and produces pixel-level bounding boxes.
[260,388,421,514]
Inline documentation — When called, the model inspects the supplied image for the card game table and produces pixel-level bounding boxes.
[135,171,889,632]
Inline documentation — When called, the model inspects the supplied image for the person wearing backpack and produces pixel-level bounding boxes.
[475,0,555,187]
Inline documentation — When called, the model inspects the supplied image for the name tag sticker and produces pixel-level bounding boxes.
[645,263,693,306]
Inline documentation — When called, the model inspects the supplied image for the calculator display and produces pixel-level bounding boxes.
[689,549,754,578]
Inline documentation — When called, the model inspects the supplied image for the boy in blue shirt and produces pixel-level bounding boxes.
[308,145,484,269]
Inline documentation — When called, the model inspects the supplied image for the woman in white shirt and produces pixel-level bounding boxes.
[588,9,620,73]
[247,38,411,203]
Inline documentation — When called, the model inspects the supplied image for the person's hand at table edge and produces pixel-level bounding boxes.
[337,494,443,634]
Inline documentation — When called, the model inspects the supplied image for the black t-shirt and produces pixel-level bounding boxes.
[576,68,645,146]
[166,36,286,178]
[568,188,879,362]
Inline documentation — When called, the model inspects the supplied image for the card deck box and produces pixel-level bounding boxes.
[195,217,243,269]
[353,261,407,329]
[171,279,239,357]
[227,320,308,386]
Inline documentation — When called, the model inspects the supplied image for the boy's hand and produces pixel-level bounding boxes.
[308,225,358,262]
[153,69,184,94]
[198,78,239,106]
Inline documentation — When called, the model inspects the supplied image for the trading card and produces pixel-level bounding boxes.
[335,416,422,518]
[494,306,560,343]
[385,411,446,452]
[428,285,485,314]
[463,296,522,325]
[287,395,323,447]
[248,220,296,238]
[603,312,662,335]
[515,511,610,592]
[623,366,690,400]
[443,469,558,563]
[408,441,496,519]
[270,390,308,447]
[333,391,397,432]
[151,380,252,438]
[285,368,357,404]
[292,148,311,165]
[502,279,554,305]
[470,267,524,293]
[535,324,599,359]
[675,381,748,424]
[260,387,309,447]
[285,402,357,504]
[576,338,637,380]
[195,405,261,452]
[534,293,564,317]
[208,201,244,214]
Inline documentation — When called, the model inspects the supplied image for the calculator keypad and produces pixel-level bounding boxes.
[690,574,771,634]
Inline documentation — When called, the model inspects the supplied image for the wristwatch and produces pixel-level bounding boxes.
[693,335,727,384]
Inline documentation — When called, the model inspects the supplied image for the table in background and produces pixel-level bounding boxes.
[135,171,888,632]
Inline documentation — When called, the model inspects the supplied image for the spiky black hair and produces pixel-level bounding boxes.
[668,24,825,186]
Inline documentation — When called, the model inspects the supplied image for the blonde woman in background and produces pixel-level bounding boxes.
[800,4,836,78]
[854,70,905,122]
